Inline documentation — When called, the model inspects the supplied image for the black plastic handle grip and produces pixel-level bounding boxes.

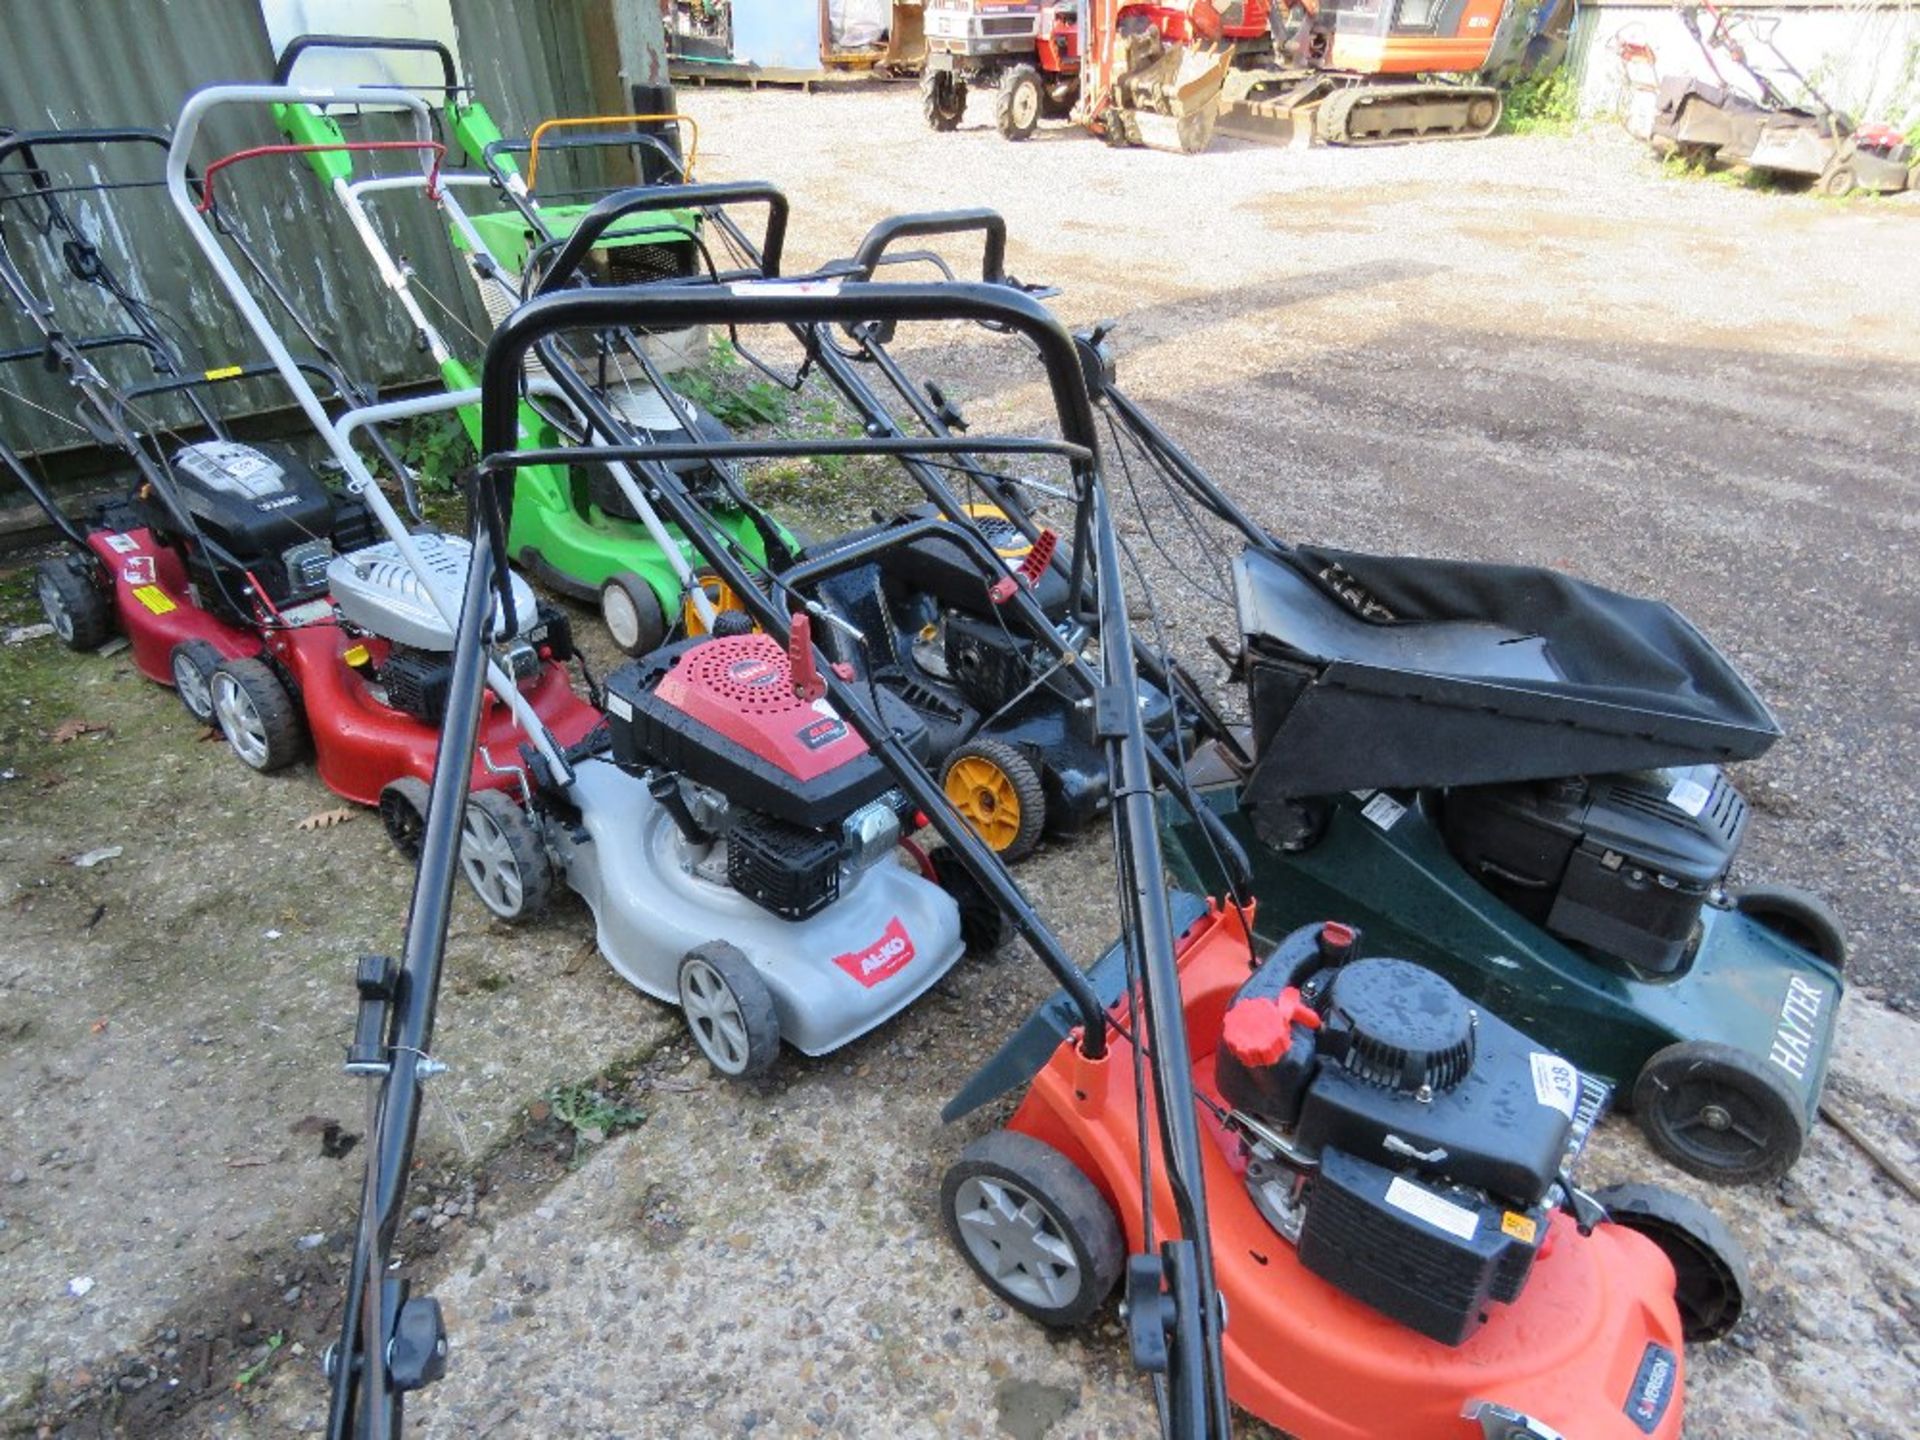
[533,180,790,296]
[272,33,460,105]
[849,209,1007,283]
[0,126,171,173]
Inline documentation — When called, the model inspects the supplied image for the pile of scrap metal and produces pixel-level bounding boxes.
[1649,2,1918,196]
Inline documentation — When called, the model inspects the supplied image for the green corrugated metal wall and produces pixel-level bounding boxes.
[0,0,655,455]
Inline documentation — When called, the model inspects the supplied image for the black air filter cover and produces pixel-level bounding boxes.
[1320,958,1476,1095]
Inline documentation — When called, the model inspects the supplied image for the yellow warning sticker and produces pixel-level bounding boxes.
[203,365,244,382]
[131,585,177,615]
[1501,1211,1539,1244]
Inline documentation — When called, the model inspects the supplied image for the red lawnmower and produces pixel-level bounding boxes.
[154,85,601,844]
[945,902,1752,1439]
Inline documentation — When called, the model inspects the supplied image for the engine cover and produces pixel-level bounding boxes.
[605,633,927,828]
[1442,764,1747,973]
[327,534,540,652]
[168,440,336,556]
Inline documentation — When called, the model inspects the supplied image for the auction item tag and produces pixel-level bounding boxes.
[1666,775,1711,817]
[1360,792,1406,830]
[1529,1052,1580,1120]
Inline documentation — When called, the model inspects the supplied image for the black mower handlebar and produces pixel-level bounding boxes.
[532,180,790,296]
[272,33,461,108]
[849,208,1007,284]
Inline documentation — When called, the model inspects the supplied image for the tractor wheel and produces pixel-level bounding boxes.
[942,1131,1124,1328]
[997,65,1044,142]
[34,558,113,652]
[459,789,552,923]
[922,69,968,132]
[1732,885,1847,969]
[1593,1182,1751,1342]
[378,776,433,860]
[1633,1040,1808,1184]
[1818,160,1858,198]
[169,640,225,725]
[943,739,1046,861]
[600,572,667,657]
[677,942,780,1079]
[930,845,1008,955]
[210,658,308,773]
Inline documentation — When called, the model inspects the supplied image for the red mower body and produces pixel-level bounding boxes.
[84,525,259,683]
[266,622,599,806]
[1005,903,1689,1440]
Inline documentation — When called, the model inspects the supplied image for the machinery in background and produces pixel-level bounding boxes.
[1650,2,1917,196]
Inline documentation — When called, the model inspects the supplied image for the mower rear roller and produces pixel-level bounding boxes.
[600,570,668,658]
[169,639,224,725]
[677,942,779,1079]
[922,70,967,132]
[997,65,1044,142]
[1633,1039,1809,1184]
[379,776,432,859]
[941,1130,1124,1328]
[943,739,1046,862]
[459,790,553,923]
[1593,1182,1751,1342]
[930,845,1009,954]
[34,558,112,652]
[211,657,308,773]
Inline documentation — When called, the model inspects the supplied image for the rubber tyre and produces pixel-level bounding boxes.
[169,640,224,725]
[941,1131,1123,1328]
[35,559,113,652]
[459,789,552,923]
[943,739,1046,862]
[210,658,307,773]
[997,65,1043,142]
[1633,1040,1809,1184]
[600,572,668,658]
[930,846,1008,955]
[1732,885,1847,969]
[922,69,967,132]
[1819,161,1857,198]
[1593,1182,1751,1342]
[677,942,780,1080]
[379,776,432,860]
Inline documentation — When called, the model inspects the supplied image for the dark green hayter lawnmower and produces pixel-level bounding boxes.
[271,35,786,654]
[1083,341,1844,1186]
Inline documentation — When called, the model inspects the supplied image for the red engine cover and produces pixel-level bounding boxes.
[652,633,871,783]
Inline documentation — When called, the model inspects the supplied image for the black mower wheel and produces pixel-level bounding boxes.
[1818,161,1858,198]
[34,558,113,652]
[997,64,1044,141]
[1593,1182,1751,1342]
[458,789,552,923]
[1633,1040,1808,1185]
[922,69,967,132]
[677,942,780,1080]
[930,845,1008,955]
[943,739,1046,862]
[378,776,432,860]
[600,572,667,658]
[1732,885,1847,969]
[941,1130,1124,1328]
[210,658,308,773]
[169,640,224,726]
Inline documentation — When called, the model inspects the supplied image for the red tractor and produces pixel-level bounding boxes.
[920,2,1274,150]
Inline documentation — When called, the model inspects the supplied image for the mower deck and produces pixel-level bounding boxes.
[79,524,259,684]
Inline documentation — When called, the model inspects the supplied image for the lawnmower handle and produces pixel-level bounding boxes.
[484,280,1095,459]
[272,33,461,107]
[532,180,790,296]
[848,209,1007,284]
[0,126,172,172]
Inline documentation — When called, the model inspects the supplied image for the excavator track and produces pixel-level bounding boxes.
[1315,83,1503,145]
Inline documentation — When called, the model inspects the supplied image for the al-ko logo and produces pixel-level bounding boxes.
[797,715,848,751]
[834,917,915,988]
[728,656,779,687]
[1623,1343,1676,1433]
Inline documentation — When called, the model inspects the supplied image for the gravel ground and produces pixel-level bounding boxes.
[2,83,1916,1439]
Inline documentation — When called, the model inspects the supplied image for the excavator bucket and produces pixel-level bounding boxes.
[1123,40,1237,153]
[883,2,926,71]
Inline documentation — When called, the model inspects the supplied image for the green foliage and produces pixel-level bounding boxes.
[671,340,794,429]
[1501,67,1580,136]
[546,1081,647,1152]
[389,412,477,497]
[233,1332,285,1389]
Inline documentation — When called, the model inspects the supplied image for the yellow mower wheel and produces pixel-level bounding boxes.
[943,740,1046,861]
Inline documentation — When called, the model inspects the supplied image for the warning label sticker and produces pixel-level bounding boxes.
[1384,1176,1478,1241]
[1360,791,1406,830]
[131,585,177,616]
